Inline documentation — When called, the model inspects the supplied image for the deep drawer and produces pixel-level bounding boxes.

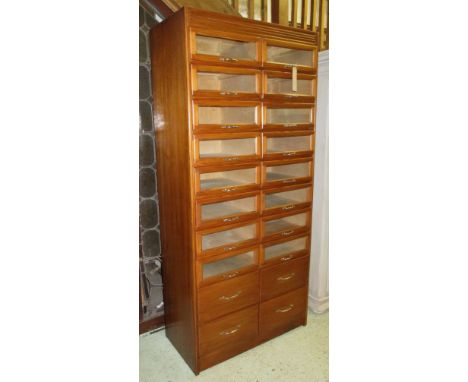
[259,286,308,342]
[198,271,259,323]
[198,305,258,357]
[260,256,309,301]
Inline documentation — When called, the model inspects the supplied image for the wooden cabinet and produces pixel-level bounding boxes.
[150,7,318,374]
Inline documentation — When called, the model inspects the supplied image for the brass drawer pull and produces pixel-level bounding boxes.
[282,230,294,236]
[282,152,297,157]
[221,125,240,129]
[276,304,294,313]
[224,157,239,161]
[219,290,242,301]
[284,123,298,127]
[220,57,239,62]
[222,187,235,193]
[281,205,294,211]
[285,94,298,98]
[219,324,241,336]
[223,246,237,252]
[280,254,293,261]
[223,216,240,223]
[220,91,238,96]
[223,271,239,279]
[282,179,296,184]
[277,272,295,281]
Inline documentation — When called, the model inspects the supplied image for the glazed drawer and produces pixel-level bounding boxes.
[262,210,311,242]
[263,103,314,131]
[262,158,314,189]
[259,286,308,342]
[262,183,313,217]
[263,40,316,72]
[198,271,259,323]
[197,221,260,257]
[198,305,258,357]
[260,256,309,301]
[195,133,261,166]
[263,71,315,102]
[263,131,314,161]
[262,234,310,266]
[196,192,260,229]
[192,65,261,100]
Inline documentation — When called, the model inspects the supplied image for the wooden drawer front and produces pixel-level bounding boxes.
[262,210,311,242]
[198,271,259,323]
[263,40,316,73]
[195,133,261,166]
[262,158,314,189]
[260,256,309,301]
[196,164,260,197]
[194,101,261,134]
[262,234,310,266]
[263,131,315,161]
[262,184,313,217]
[198,305,258,357]
[192,31,260,68]
[198,246,258,285]
[197,221,260,257]
[263,103,314,131]
[192,65,260,100]
[196,192,259,229]
[259,286,308,342]
[263,71,316,102]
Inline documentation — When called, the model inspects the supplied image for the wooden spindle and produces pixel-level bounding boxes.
[233,0,239,12]
[292,0,298,27]
[302,0,310,29]
[262,0,268,21]
[248,0,255,19]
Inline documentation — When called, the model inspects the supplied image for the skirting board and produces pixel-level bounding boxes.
[308,294,329,314]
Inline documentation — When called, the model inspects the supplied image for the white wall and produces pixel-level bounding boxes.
[309,50,329,313]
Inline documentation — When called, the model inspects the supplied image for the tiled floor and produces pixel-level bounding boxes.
[139,311,329,382]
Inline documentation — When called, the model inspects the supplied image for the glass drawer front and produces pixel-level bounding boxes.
[266,108,312,125]
[199,137,257,160]
[265,135,313,155]
[201,196,257,223]
[267,77,314,96]
[202,251,255,280]
[264,212,308,236]
[264,187,311,209]
[266,45,313,68]
[196,71,256,94]
[199,167,257,191]
[196,35,256,61]
[264,237,308,262]
[198,106,257,125]
[265,162,310,182]
[202,224,256,252]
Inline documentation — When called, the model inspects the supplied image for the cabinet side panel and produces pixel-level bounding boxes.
[150,10,198,373]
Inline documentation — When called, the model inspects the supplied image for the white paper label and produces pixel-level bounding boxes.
[292,66,297,92]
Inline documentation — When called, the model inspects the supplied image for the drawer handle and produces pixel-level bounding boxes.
[222,187,235,193]
[284,123,298,128]
[283,64,293,69]
[219,290,242,301]
[223,216,240,223]
[220,91,238,96]
[285,94,299,98]
[224,157,239,161]
[223,271,239,279]
[280,254,293,261]
[276,304,294,313]
[219,324,241,336]
[277,272,295,282]
[220,57,239,62]
[282,179,296,184]
[283,152,297,157]
[223,246,237,252]
[221,125,240,129]
[282,205,294,211]
[282,230,294,236]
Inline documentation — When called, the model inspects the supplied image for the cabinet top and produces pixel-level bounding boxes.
[175,7,318,47]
